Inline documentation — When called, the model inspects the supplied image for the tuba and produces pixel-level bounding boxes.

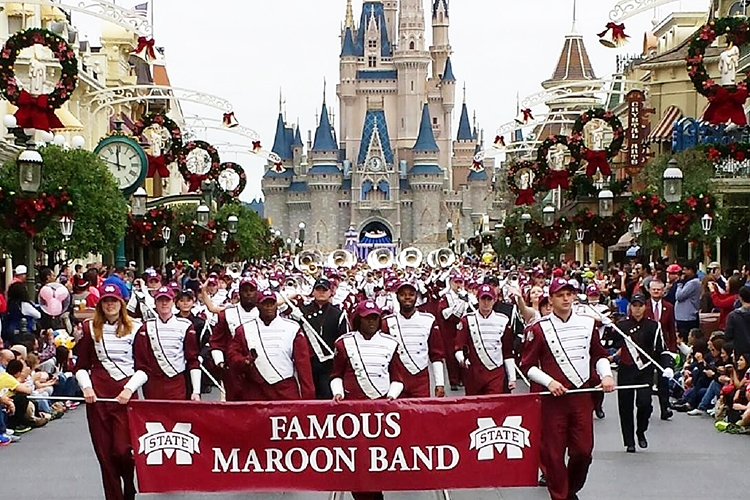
[294,250,324,277]
[427,247,456,269]
[397,247,423,269]
[327,249,357,269]
[367,248,395,270]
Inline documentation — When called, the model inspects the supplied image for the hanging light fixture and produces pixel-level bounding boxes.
[563,229,571,242]
[525,233,532,246]
[576,228,586,242]
[598,189,614,217]
[162,226,171,242]
[59,216,74,240]
[18,143,43,193]
[631,216,643,237]
[131,187,148,217]
[220,230,229,244]
[663,159,683,203]
[505,236,511,247]
[543,205,556,227]
[196,204,210,226]
[227,215,239,234]
[702,214,713,235]
[178,233,186,246]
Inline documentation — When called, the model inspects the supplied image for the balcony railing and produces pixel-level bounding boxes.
[672,117,750,178]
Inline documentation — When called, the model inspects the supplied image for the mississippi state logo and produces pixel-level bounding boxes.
[469,416,530,461]
[138,422,200,465]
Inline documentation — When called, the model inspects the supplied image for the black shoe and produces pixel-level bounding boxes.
[637,433,648,449]
[661,409,673,420]
[594,407,605,419]
[626,445,636,453]
[450,385,458,391]
[672,403,690,413]
[538,473,547,487]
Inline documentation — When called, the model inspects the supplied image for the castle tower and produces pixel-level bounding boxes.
[408,104,443,244]
[452,85,477,191]
[430,0,451,81]
[394,0,431,150]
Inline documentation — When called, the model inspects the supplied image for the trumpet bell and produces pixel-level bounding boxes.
[367,248,395,270]
[397,247,423,269]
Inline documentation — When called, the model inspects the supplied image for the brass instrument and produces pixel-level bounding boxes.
[327,249,357,269]
[367,248,395,270]
[426,247,456,269]
[294,250,324,276]
[397,247,423,269]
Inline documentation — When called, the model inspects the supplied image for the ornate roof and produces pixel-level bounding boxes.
[442,57,456,81]
[308,165,342,175]
[312,101,337,152]
[413,104,439,152]
[456,102,472,141]
[271,113,293,160]
[432,0,449,18]
[357,109,394,165]
[356,2,392,57]
[543,33,596,87]
[341,26,357,57]
[408,164,443,175]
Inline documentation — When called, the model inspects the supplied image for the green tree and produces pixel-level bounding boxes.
[0,145,128,262]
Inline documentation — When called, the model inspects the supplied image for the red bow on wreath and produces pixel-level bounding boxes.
[135,37,156,60]
[703,85,749,126]
[146,154,170,178]
[186,174,206,193]
[584,150,612,177]
[515,188,535,206]
[15,90,64,131]
[547,170,570,189]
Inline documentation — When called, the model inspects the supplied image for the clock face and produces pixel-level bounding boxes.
[186,148,212,175]
[367,156,383,172]
[97,138,147,193]
[218,169,241,192]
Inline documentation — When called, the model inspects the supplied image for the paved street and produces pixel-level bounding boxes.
[1,383,749,499]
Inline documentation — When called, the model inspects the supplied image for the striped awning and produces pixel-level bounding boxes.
[648,105,683,143]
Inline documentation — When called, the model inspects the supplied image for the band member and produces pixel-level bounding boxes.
[381,281,445,398]
[521,277,615,500]
[74,285,148,500]
[614,293,674,453]
[455,284,516,395]
[228,289,315,400]
[294,277,348,399]
[331,300,405,500]
[175,289,213,393]
[209,278,259,400]
[125,269,161,320]
[439,273,469,390]
[134,286,201,401]
[644,279,677,420]
[578,283,612,420]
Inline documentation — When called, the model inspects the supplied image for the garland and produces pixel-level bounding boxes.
[0,185,73,237]
[568,108,625,178]
[0,28,78,131]
[506,160,543,206]
[702,142,750,163]
[686,17,750,97]
[177,140,221,192]
[175,220,217,247]
[216,162,247,203]
[568,175,631,199]
[536,135,579,190]
[626,191,715,242]
[132,111,183,178]
[572,208,629,247]
[127,206,175,247]
[526,216,572,250]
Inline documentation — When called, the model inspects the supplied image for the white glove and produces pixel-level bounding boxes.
[662,367,674,380]
[599,315,613,326]
[458,290,468,300]
[290,308,304,322]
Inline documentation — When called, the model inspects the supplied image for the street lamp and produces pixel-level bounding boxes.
[543,205,556,227]
[702,214,713,235]
[598,189,614,217]
[178,233,186,246]
[286,238,292,252]
[162,226,171,242]
[298,222,306,246]
[505,236,512,247]
[446,222,453,243]
[563,229,571,242]
[196,204,210,227]
[576,228,586,242]
[663,159,683,203]
[59,216,74,241]
[18,143,43,193]
[220,230,229,244]
[525,233,532,246]
[132,187,148,217]
[631,217,643,237]
[227,215,239,234]
[459,238,466,254]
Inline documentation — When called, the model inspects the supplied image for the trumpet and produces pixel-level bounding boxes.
[397,247,423,269]
[367,248,395,270]
[327,249,357,269]
[426,247,456,269]
[294,250,324,277]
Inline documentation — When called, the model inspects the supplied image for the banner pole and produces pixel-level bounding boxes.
[28,395,119,403]
[539,383,649,396]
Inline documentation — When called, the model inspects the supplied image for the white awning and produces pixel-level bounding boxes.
[648,105,682,143]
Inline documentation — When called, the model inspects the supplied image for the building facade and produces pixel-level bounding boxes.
[261,0,498,253]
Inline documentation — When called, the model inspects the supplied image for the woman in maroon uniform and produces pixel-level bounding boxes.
[331,300,405,500]
[74,285,148,500]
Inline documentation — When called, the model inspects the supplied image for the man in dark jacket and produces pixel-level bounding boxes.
[725,286,750,358]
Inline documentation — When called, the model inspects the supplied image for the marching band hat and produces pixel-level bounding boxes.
[177,289,196,300]
[153,286,175,301]
[258,289,277,303]
[99,284,123,301]
[395,280,417,292]
[450,272,464,282]
[144,269,160,280]
[585,284,600,296]
[355,300,382,318]
[549,277,577,295]
[552,267,564,278]
[477,284,496,300]
[239,277,257,288]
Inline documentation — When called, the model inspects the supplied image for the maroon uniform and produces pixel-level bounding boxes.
[521,312,613,500]
[134,315,200,400]
[438,289,468,387]
[455,310,516,395]
[227,315,315,401]
[75,320,146,500]
[208,304,259,400]
[381,310,445,398]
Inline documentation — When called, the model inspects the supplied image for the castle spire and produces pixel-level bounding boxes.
[413,104,439,152]
[344,0,354,29]
[571,0,578,33]
[312,96,337,152]
[456,100,472,141]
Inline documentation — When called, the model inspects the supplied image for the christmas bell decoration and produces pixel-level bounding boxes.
[270,161,285,174]
[493,135,506,149]
[133,36,157,62]
[597,22,629,48]
[515,108,534,125]
[222,111,239,128]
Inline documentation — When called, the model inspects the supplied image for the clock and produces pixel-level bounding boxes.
[95,135,148,196]
[366,156,384,172]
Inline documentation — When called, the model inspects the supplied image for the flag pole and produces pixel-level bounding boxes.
[150,0,154,39]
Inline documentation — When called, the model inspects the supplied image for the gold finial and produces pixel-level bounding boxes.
[345,0,354,29]
[462,82,466,104]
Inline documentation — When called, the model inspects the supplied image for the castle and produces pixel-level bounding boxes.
[261,0,499,255]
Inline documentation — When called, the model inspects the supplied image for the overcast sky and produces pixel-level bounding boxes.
[75,0,710,200]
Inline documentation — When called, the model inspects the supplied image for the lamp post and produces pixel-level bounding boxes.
[702,214,713,235]
[18,143,43,297]
[227,215,239,234]
[446,222,453,248]
[161,225,171,266]
[220,230,229,245]
[598,189,614,217]
[459,238,466,254]
[178,233,186,247]
[663,159,683,204]
[631,217,643,237]
[563,229,571,242]
[542,205,555,227]
[505,236,512,247]
[298,222,306,250]
[525,233,532,246]
[286,238,292,253]
[196,204,210,227]
[131,188,148,274]
[59,216,74,241]
[576,228,586,242]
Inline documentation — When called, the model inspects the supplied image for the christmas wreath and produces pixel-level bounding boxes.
[626,190,715,242]
[526,216,572,250]
[0,185,73,237]
[536,135,579,189]
[177,140,221,192]
[127,206,175,247]
[627,191,667,221]
[572,208,629,247]
[216,162,247,203]
[568,175,631,199]
[568,108,625,178]
[0,28,78,131]
[506,160,543,206]
[132,111,183,179]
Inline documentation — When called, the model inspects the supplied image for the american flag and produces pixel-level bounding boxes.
[132,2,148,16]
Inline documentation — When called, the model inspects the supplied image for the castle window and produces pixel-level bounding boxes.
[432,117,438,125]
[409,41,415,50]
[316,232,321,244]
[411,81,414,92]
[368,39,377,49]
[368,56,377,68]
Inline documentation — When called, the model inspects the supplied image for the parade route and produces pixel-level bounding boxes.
[2,383,749,499]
